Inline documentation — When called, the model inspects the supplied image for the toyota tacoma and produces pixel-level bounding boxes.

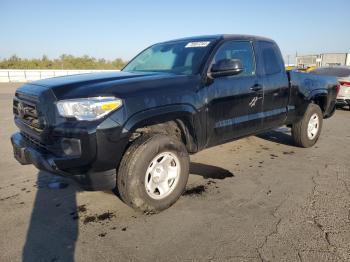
[11,35,339,212]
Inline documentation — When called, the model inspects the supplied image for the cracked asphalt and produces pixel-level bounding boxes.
[0,83,349,262]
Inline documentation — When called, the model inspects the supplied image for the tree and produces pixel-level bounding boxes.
[0,55,127,70]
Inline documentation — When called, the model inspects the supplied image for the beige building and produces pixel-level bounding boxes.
[296,53,350,68]
[296,55,320,68]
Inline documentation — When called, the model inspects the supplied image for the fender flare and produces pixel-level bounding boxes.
[308,89,330,115]
[308,89,328,101]
[120,104,202,152]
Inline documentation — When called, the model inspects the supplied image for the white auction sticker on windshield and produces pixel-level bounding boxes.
[185,41,210,48]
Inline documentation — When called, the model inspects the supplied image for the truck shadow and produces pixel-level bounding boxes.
[190,162,234,179]
[257,127,296,147]
[22,163,234,262]
[22,171,79,262]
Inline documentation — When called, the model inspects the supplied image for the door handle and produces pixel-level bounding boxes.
[250,84,263,92]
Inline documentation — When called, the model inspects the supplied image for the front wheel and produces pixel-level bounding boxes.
[117,134,189,212]
[291,104,323,148]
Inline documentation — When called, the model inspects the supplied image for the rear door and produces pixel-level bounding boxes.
[256,41,289,129]
[206,40,264,146]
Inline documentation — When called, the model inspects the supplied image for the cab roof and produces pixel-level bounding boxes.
[161,34,274,43]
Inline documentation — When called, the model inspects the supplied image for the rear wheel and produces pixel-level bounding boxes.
[117,134,189,212]
[291,104,323,148]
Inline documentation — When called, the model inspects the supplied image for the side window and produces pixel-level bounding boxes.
[260,42,282,75]
[212,41,255,76]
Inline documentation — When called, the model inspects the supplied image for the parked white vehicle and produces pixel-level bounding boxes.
[313,66,350,110]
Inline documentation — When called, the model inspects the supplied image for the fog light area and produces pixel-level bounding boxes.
[61,138,81,157]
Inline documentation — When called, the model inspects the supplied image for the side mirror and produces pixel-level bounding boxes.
[210,59,244,78]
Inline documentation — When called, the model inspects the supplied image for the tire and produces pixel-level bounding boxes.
[291,104,323,148]
[117,134,189,212]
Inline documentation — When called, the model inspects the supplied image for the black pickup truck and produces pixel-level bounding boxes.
[11,35,338,212]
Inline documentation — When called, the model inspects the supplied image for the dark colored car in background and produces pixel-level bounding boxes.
[312,66,350,110]
[11,35,338,212]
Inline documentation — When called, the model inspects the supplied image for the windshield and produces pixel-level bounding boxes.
[123,40,213,75]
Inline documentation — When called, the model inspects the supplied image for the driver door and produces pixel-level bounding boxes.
[206,41,264,146]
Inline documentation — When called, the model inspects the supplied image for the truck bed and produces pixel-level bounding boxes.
[287,70,338,119]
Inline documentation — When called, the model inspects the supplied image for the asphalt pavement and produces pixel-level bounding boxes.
[0,83,349,262]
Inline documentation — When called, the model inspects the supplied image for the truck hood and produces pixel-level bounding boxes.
[20,71,198,100]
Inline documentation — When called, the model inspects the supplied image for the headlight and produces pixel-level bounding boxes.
[56,97,122,121]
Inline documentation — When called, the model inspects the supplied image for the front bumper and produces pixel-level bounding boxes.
[336,98,350,106]
[11,132,117,190]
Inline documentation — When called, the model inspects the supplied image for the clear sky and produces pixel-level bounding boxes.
[1,0,349,62]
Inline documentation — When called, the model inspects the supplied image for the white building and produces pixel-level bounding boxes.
[296,55,320,68]
[296,53,350,68]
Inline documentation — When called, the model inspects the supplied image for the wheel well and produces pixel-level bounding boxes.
[131,119,197,153]
[312,96,327,115]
